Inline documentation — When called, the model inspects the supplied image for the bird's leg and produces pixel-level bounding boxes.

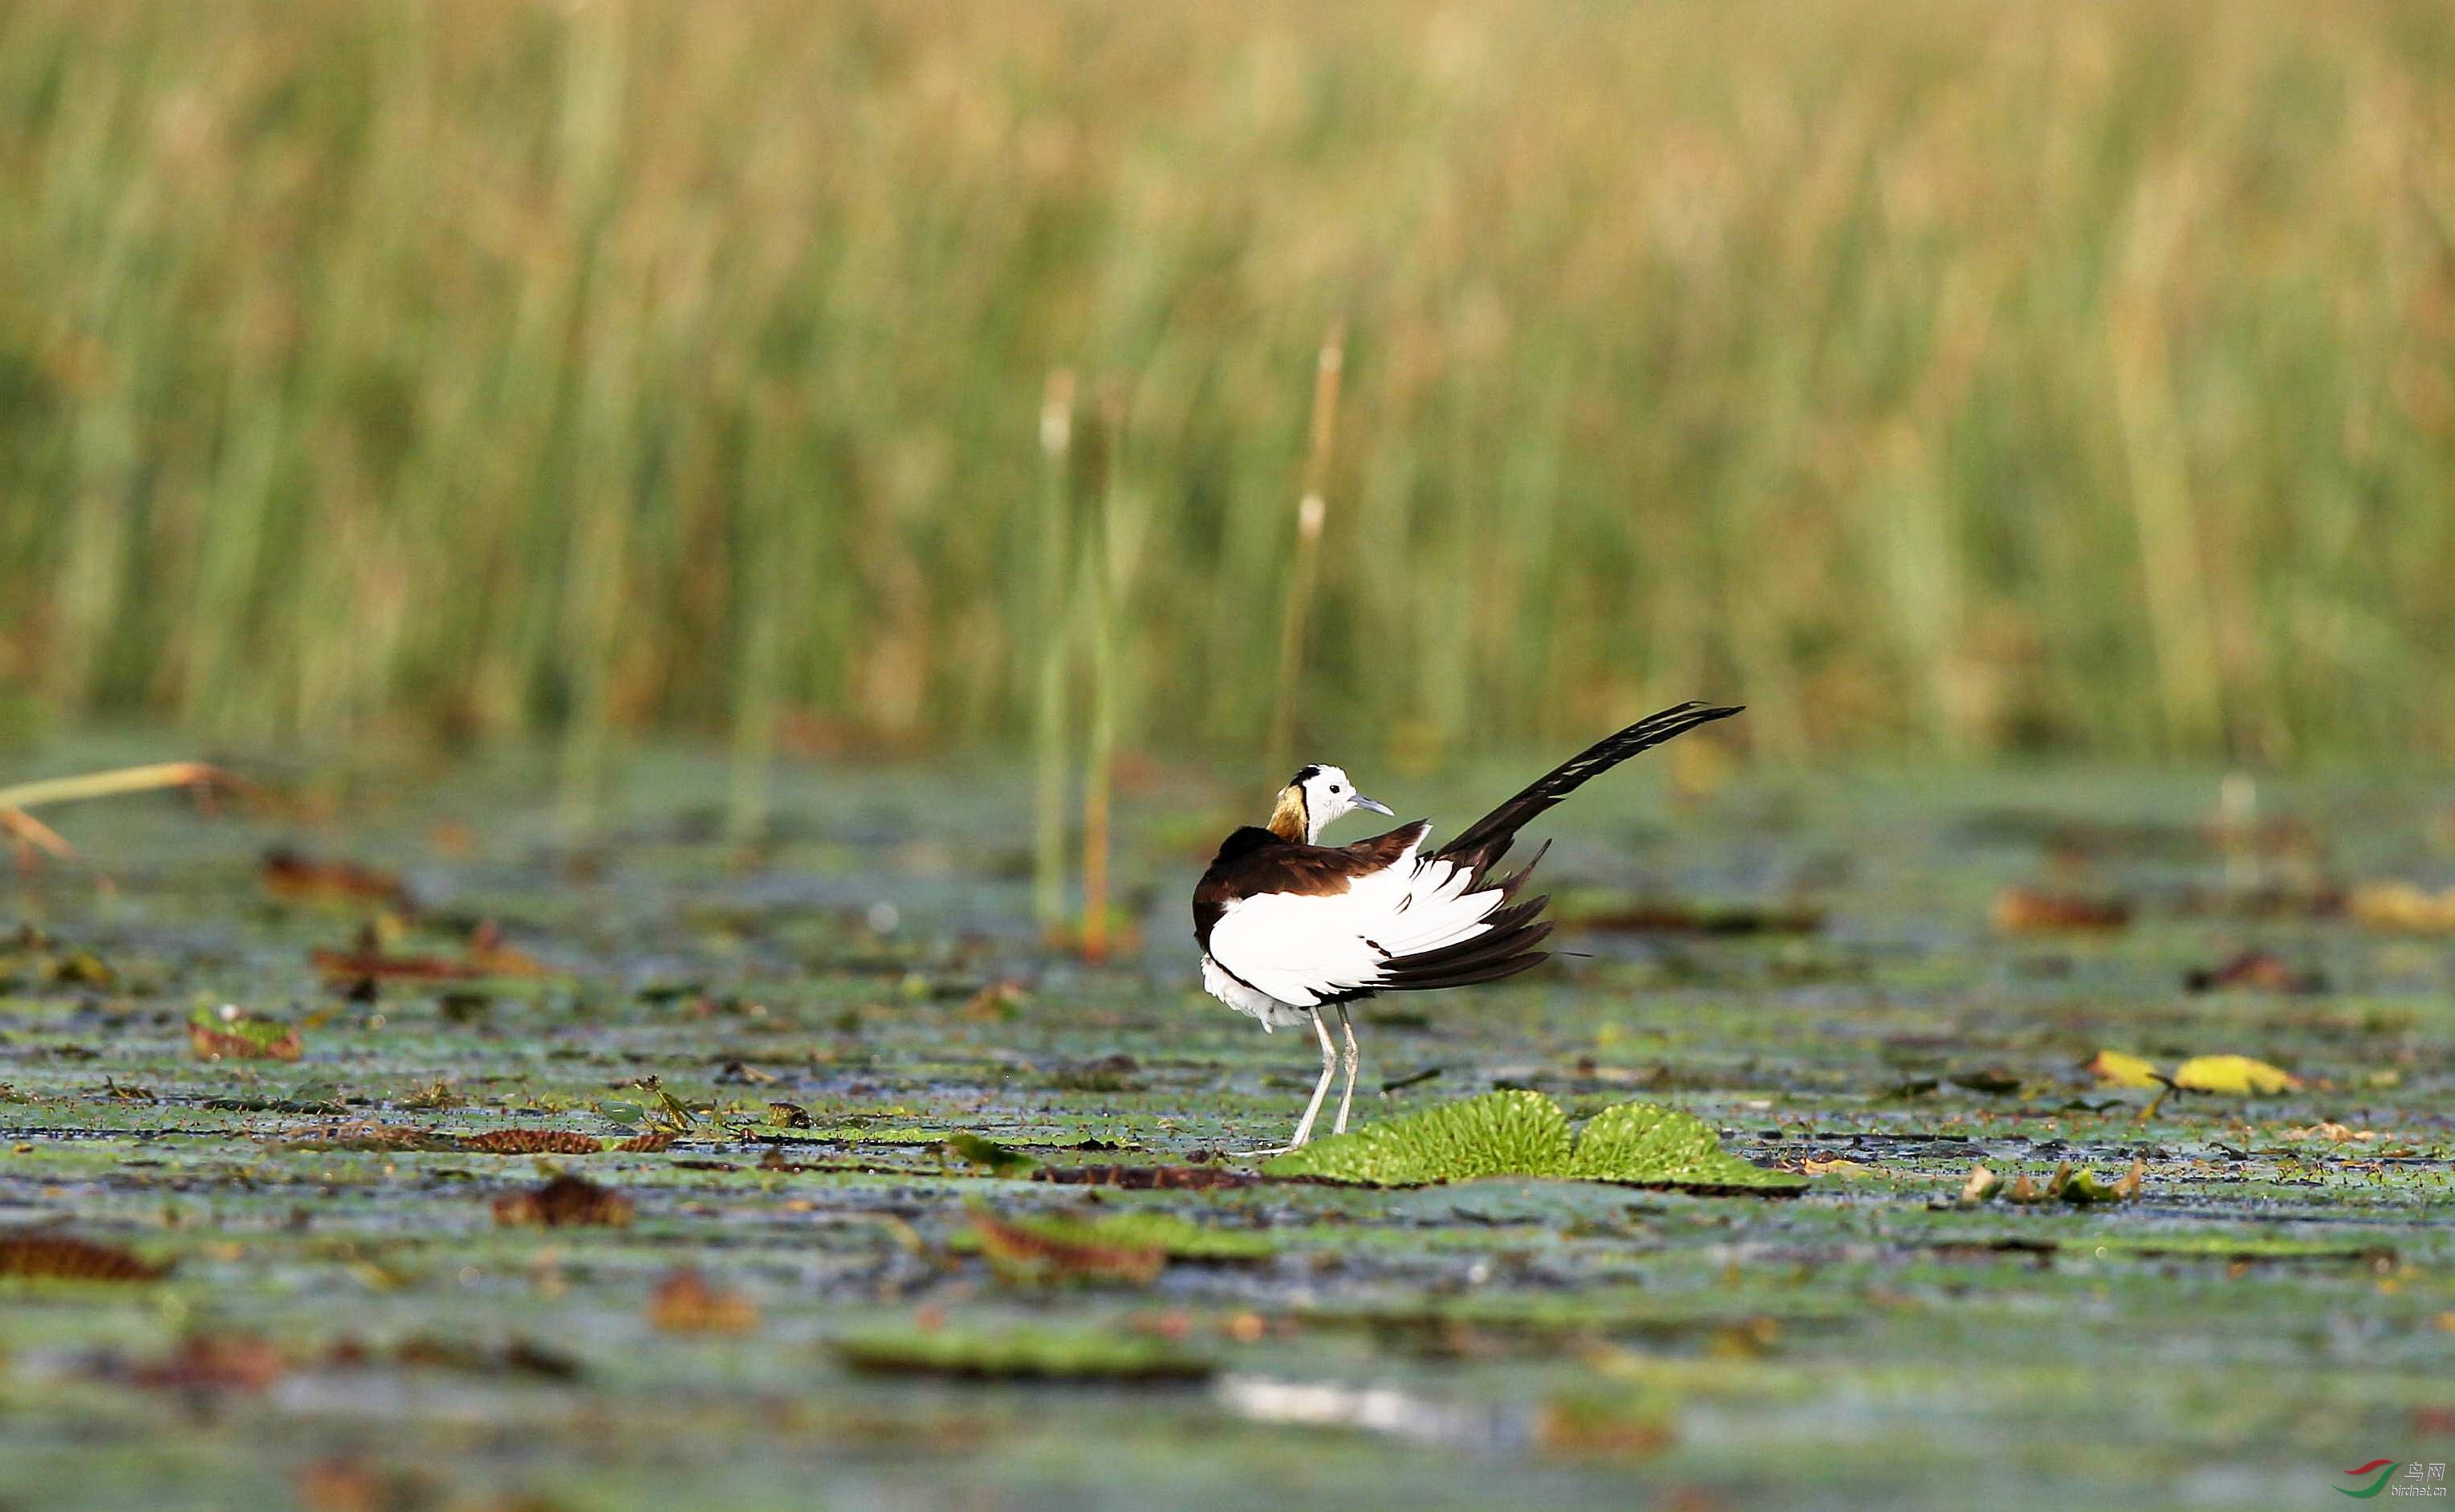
[1286,1009,1339,1149]
[1332,1002,1360,1136]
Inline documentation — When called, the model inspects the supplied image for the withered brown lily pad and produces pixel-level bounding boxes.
[968,1209,1167,1285]
[491,1173,634,1228]
[460,1129,607,1155]
[0,1230,169,1282]
[834,1323,1211,1383]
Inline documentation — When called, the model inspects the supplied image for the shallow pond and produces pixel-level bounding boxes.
[2,748,2449,1510]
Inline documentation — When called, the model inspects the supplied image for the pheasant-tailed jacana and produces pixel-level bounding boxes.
[1193,701,1742,1151]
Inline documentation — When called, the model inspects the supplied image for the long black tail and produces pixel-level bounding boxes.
[1437,701,1744,885]
[1354,701,1742,999]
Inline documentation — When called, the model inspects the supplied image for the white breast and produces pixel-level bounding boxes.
[1201,841,1504,1010]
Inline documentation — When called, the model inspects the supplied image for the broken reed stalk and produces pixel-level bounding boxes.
[1079,385,1128,961]
[1264,322,1346,781]
[0,761,257,869]
[0,762,253,813]
[1032,370,1078,941]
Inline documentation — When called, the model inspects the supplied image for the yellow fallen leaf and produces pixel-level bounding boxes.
[1955,1164,2002,1206]
[2348,881,2455,933]
[2083,1050,2161,1088]
[2171,1054,2299,1095]
[1802,1157,1876,1178]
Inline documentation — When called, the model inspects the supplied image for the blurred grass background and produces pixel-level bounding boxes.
[2,0,2453,780]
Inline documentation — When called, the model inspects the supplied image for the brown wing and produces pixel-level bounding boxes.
[1192,821,1430,954]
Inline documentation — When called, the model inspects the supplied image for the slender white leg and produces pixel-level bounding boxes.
[1286,1010,1339,1148]
[1332,1003,1360,1135]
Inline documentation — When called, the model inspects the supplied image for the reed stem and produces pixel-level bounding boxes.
[1032,371,1078,939]
[1265,321,1346,779]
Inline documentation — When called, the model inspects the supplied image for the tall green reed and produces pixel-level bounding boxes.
[1,1,2449,789]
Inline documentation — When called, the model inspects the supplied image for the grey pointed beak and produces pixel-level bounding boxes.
[1353,795,1394,816]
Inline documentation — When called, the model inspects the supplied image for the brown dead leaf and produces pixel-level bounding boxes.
[131,1332,285,1393]
[612,1132,674,1152]
[0,1230,168,1282]
[490,1174,633,1228]
[648,1269,759,1335]
[463,920,550,978]
[296,1454,439,1512]
[2184,949,2324,994]
[260,849,412,911]
[1991,888,2132,933]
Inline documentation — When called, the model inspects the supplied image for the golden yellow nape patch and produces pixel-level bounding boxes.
[1266,785,1308,840]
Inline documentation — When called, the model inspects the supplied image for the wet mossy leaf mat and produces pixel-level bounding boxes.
[1261,1090,1807,1193]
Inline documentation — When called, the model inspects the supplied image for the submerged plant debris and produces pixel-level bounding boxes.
[0,755,2447,1510]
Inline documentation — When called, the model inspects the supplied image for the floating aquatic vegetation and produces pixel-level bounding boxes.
[833,1323,1212,1382]
[0,1231,169,1282]
[273,1122,451,1152]
[490,1174,634,1228]
[1956,1159,2144,1206]
[1262,1091,1805,1194]
[189,1004,303,1063]
[942,1133,1038,1177]
[1534,1392,1677,1458]
[1030,1164,1257,1190]
[596,1076,712,1136]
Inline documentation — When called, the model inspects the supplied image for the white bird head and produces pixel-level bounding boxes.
[1270,763,1393,843]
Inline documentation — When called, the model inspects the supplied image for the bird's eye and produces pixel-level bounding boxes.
[1328,784,1342,794]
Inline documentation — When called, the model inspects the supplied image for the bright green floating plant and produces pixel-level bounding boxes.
[1262,1090,1806,1194]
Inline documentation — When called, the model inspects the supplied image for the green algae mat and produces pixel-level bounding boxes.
[2,750,2450,1510]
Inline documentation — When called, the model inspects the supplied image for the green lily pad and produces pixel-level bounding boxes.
[949,1209,1273,1262]
[1262,1088,1571,1186]
[1263,1091,1803,1194]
